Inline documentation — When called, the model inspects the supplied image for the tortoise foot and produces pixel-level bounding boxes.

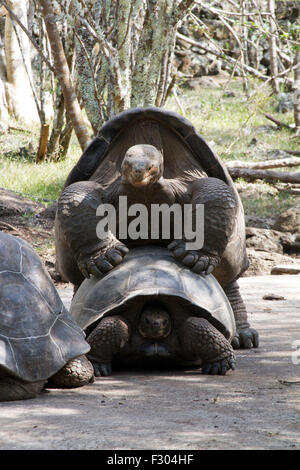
[92,362,112,377]
[48,355,94,388]
[231,327,259,349]
[201,356,236,375]
[168,240,219,275]
[179,316,236,373]
[78,240,129,278]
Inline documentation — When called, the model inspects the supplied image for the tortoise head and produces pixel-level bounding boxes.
[138,303,171,340]
[121,144,163,187]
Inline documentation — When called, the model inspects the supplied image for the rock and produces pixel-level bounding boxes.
[276,92,294,113]
[271,265,300,275]
[264,149,291,160]
[252,125,278,133]
[180,53,211,77]
[0,188,42,217]
[273,205,300,236]
[244,249,299,276]
[276,1,300,21]
[263,294,286,300]
[246,227,283,253]
[223,91,236,98]
[38,203,57,220]
[245,227,298,254]
[183,77,221,90]
[245,215,277,230]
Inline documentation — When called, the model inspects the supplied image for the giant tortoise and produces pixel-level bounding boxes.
[55,107,258,349]
[71,246,237,376]
[0,231,94,401]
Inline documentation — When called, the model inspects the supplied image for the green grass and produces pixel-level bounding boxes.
[167,79,298,162]
[0,129,81,203]
[166,79,299,217]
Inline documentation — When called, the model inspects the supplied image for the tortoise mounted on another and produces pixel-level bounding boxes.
[55,107,258,349]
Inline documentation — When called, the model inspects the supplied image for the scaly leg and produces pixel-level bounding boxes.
[224,280,259,349]
[168,177,238,274]
[55,180,128,284]
[178,316,236,375]
[87,316,130,376]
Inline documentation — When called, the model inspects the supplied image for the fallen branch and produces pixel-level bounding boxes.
[226,157,300,170]
[228,167,300,184]
[283,150,300,156]
[277,379,300,385]
[264,114,293,130]
[8,125,31,134]
[275,185,300,195]
[0,222,23,236]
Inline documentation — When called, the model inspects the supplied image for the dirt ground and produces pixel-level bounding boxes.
[0,274,299,450]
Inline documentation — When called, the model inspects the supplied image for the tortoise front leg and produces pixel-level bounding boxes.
[178,317,236,375]
[56,180,128,281]
[224,280,259,349]
[86,316,130,376]
[168,177,237,275]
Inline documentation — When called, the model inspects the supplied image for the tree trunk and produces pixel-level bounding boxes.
[75,27,102,134]
[0,76,9,132]
[268,0,279,94]
[47,85,65,158]
[4,0,39,124]
[293,5,300,134]
[131,0,193,108]
[36,123,49,162]
[58,120,73,160]
[293,41,300,134]
[0,29,9,132]
[40,0,90,151]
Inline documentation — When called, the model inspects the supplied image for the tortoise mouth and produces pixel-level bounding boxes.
[127,171,159,187]
[138,307,172,340]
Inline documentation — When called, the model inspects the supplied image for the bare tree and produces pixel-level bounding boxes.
[0,7,9,131]
[293,4,300,135]
[61,0,195,132]
[294,50,300,135]
[39,0,90,151]
[3,0,39,124]
[267,0,279,94]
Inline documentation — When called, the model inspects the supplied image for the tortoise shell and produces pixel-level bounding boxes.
[0,232,90,382]
[71,246,236,341]
[63,107,248,285]
[65,106,233,189]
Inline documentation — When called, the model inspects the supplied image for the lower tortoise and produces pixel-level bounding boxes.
[71,246,238,376]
